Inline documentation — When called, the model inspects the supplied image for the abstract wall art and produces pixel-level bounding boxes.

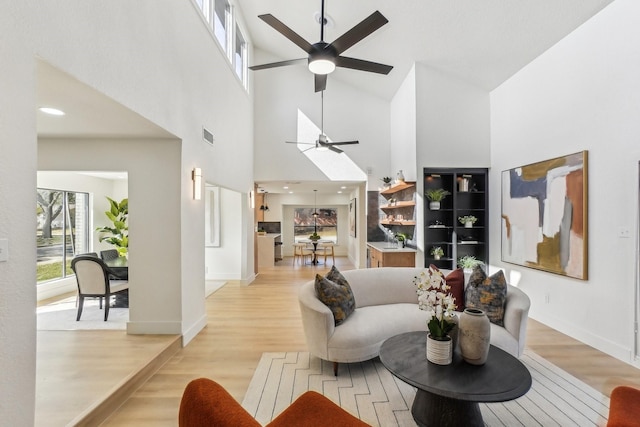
[501,151,588,280]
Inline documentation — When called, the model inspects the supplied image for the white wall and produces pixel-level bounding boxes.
[1,2,255,423]
[404,63,491,265]
[391,65,417,183]
[490,0,640,364]
[205,187,247,281]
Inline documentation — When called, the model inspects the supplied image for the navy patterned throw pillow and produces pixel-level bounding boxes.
[315,266,356,326]
[464,265,507,326]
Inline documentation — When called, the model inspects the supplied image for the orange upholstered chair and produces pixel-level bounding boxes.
[179,378,371,427]
[608,385,640,427]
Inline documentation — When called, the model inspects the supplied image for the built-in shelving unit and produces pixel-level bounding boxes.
[379,181,416,237]
[423,169,488,269]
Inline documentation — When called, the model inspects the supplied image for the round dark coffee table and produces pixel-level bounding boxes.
[379,331,531,427]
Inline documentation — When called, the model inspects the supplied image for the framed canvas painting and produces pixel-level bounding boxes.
[501,151,588,280]
[349,198,356,237]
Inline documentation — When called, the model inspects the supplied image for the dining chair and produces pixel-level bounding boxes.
[316,242,335,265]
[292,243,313,266]
[71,255,129,321]
[100,249,119,261]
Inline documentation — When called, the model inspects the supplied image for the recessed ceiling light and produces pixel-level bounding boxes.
[340,186,347,189]
[289,191,293,194]
[39,107,65,116]
[337,191,342,194]
[283,186,289,189]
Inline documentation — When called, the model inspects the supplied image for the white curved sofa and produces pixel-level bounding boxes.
[298,267,530,375]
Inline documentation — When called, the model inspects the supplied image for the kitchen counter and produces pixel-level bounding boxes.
[257,233,282,268]
[367,242,416,268]
[366,241,417,253]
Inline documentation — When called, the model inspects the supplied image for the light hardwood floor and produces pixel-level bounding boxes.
[36,258,640,426]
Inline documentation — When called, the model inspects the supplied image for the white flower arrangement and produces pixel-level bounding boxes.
[413,268,457,339]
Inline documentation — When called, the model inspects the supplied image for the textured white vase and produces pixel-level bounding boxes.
[465,221,473,228]
[426,334,452,365]
[429,201,440,210]
[458,308,491,365]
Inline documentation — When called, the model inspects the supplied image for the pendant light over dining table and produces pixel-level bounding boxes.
[259,192,269,211]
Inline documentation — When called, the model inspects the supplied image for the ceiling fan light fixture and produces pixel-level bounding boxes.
[308,58,335,75]
[316,144,329,152]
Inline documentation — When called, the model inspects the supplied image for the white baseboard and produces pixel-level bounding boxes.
[182,314,207,346]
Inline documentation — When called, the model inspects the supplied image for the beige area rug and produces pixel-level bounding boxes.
[242,350,610,427]
[37,296,128,330]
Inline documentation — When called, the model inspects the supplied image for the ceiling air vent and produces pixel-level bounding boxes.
[203,127,214,145]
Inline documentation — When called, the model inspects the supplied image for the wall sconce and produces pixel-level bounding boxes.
[192,167,202,200]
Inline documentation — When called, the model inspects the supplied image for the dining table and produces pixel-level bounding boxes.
[298,239,331,265]
[104,257,129,307]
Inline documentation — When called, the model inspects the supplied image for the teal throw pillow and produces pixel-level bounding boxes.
[465,265,507,326]
[315,267,356,326]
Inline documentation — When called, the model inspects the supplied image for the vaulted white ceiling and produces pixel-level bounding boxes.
[239,0,614,100]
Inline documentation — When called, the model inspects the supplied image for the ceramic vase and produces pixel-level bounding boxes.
[458,308,490,365]
[465,221,473,228]
[426,334,453,365]
[396,170,405,183]
[429,201,440,210]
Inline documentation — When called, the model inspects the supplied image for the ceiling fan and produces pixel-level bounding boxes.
[286,91,359,154]
[249,0,393,92]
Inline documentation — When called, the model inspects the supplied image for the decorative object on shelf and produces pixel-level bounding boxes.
[395,232,407,248]
[501,150,588,280]
[458,308,491,365]
[309,232,321,241]
[413,266,457,365]
[458,215,478,228]
[430,246,444,260]
[425,188,451,210]
[257,228,266,236]
[458,175,471,192]
[388,197,396,206]
[380,176,392,188]
[396,170,405,183]
[458,255,484,271]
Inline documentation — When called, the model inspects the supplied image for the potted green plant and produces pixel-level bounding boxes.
[309,232,321,241]
[457,255,484,271]
[458,215,478,228]
[380,176,392,189]
[95,197,128,257]
[395,232,407,248]
[430,246,444,260]
[425,188,451,210]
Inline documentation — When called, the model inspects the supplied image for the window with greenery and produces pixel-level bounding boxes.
[36,189,89,284]
[294,208,337,243]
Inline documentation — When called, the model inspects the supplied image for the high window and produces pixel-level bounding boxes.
[235,24,247,85]
[214,0,231,54]
[36,189,90,284]
[293,208,337,243]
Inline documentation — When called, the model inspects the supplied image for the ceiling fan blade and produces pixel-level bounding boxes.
[258,14,315,54]
[250,58,307,71]
[327,140,359,146]
[328,11,388,55]
[335,56,393,74]
[327,145,343,154]
[315,74,327,92]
